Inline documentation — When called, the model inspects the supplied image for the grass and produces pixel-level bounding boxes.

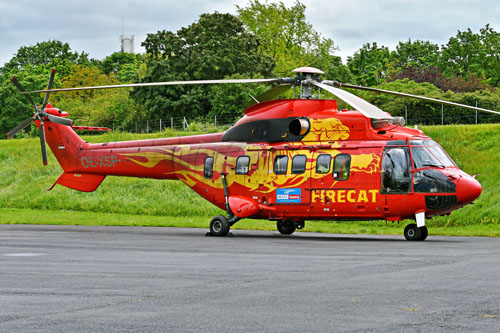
[1,124,500,237]
[421,124,500,227]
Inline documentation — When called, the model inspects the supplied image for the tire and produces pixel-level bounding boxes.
[404,223,422,241]
[210,215,230,236]
[417,226,428,241]
[277,220,296,235]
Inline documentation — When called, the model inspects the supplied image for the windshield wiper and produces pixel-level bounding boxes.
[422,163,445,168]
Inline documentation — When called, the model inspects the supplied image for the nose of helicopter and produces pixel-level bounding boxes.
[456,176,482,204]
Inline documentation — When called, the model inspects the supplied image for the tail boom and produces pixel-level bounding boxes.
[43,118,224,192]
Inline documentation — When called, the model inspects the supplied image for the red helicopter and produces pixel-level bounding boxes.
[9,67,495,241]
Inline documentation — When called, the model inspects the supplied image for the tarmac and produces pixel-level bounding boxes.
[1,224,499,332]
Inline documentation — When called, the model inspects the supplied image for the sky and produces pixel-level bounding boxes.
[1,0,500,67]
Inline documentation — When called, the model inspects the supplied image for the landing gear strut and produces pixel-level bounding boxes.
[404,224,428,241]
[208,173,240,237]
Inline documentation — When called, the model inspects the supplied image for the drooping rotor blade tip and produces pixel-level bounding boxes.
[6,117,36,138]
[39,120,48,166]
[10,77,22,89]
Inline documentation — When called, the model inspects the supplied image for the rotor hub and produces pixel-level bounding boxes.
[291,67,324,99]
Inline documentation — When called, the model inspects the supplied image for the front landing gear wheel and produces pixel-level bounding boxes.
[418,226,428,241]
[210,215,230,236]
[277,220,296,235]
[404,224,428,241]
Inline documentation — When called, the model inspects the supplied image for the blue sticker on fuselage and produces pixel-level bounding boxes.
[276,188,301,203]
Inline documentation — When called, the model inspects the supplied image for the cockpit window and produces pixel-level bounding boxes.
[411,145,455,169]
[428,147,456,167]
[413,169,456,193]
[412,147,443,169]
[382,147,411,193]
[410,140,456,168]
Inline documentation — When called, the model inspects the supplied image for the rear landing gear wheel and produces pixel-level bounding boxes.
[210,215,230,236]
[404,224,428,241]
[277,220,296,235]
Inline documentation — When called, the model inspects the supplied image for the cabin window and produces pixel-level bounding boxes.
[236,156,250,175]
[381,147,411,193]
[333,154,351,181]
[204,156,214,179]
[316,154,331,174]
[274,155,288,174]
[291,155,307,174]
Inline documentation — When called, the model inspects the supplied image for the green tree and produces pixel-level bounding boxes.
[347,42,394,86]
[440,24,500,87]
[53,64,138,128]
[477,24,500,87]
[355,78,500,124]
[394,39,440,70]
[100,52,142,83]
[1,40,91,77]
[133,12,275,121]
[325,56,355,83]
[440,28,482,77]
[0,40,99,138]
[237,0,338,75]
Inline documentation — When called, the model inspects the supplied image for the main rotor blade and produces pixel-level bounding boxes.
[11,77,39,112]
[46,114,74,126]
[39,118,48,166]
[328,81,500,116]
[24,78,282,94]
[313,81,390,119]
[7,117,35,138]
[244,84,292,108]
[41,69,56,111]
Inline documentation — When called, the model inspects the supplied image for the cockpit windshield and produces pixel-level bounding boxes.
[410,140,455,169]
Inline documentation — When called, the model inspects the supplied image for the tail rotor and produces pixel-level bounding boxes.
[7,69,74,165]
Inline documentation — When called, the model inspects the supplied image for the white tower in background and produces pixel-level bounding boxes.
[120,17,134,53]
[120,35,134,53]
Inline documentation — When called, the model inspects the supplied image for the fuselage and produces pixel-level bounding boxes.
[42,99,482,223]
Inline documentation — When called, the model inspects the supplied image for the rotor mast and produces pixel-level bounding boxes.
[292,67,325,99]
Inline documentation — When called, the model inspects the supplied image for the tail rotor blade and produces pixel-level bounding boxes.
[39,118,48,166]
[7,117,35,138]
[41,69,56,111]
[10,77,39,112]
[46,114,74,126]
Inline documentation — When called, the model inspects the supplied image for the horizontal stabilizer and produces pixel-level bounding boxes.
[49,172,106,192]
